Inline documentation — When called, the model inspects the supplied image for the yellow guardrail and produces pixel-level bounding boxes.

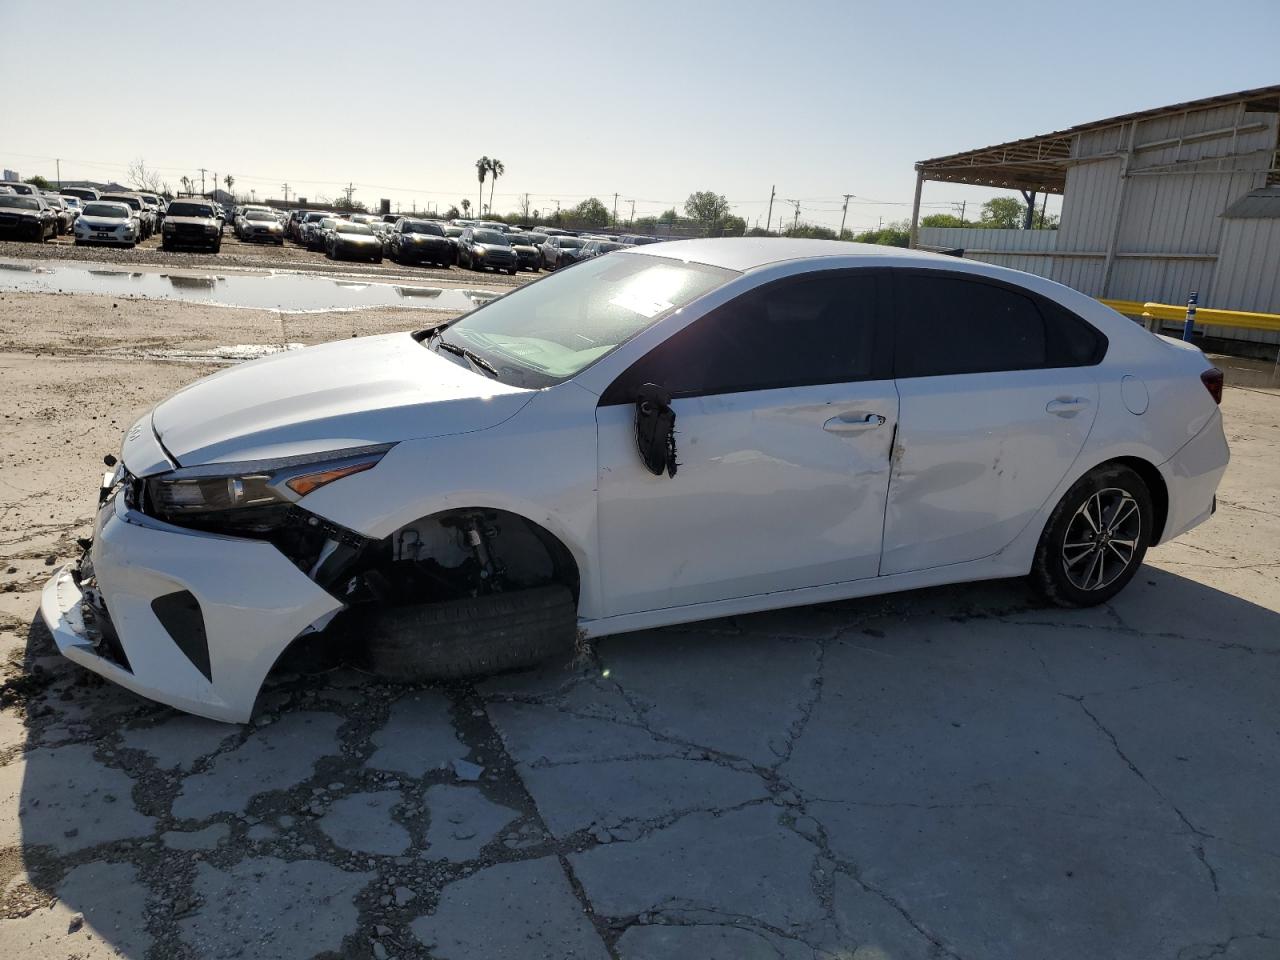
[1100,299,1280,334]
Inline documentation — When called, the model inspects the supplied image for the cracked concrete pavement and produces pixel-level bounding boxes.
[1,285,1279,958]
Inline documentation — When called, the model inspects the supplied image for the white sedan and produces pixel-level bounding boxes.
[42,239,1229,721]
[72,201,138,248]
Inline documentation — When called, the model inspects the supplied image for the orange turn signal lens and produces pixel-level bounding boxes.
[285,461,377,497]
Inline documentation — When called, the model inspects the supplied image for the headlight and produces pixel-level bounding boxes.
[474,247,486,257]
[205,225,218,234]
[163,222,175,232]
[143,445,392,534]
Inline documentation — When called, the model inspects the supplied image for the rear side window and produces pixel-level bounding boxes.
[602,272,887,403]
[892,273,1104,377]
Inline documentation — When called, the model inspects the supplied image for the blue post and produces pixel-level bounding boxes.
[1182,290,1198,342]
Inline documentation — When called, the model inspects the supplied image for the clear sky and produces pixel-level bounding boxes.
[2,0,1276,231]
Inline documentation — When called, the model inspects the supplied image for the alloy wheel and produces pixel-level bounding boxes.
[1061,487,1142,591]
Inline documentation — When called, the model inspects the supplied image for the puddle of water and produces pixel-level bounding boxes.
[0,261,499,314]
[1209,353,1280,391]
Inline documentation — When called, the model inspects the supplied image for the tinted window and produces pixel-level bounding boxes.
[602,273,884,404]
[893,273,1103,377]
[473,229,508,244]
[82,203,129,217]
[0,196,39,210]
[167,202,213,217]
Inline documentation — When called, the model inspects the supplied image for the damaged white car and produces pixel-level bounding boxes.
[42,239,1229,722]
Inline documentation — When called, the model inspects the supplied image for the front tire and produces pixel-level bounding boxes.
[363,585,577,681]
[1030,463,1153,607]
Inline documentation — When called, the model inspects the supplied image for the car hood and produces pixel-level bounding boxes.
[337,233,377,243]
[145,332,534,470]
[165,216,216,226]
[79,217,128,228]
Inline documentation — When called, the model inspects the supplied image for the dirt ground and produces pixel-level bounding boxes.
[1,277,1279,959]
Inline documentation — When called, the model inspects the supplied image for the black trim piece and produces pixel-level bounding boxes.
[151,591,212,681]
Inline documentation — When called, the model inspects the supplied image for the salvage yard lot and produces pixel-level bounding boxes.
[1,280,1278,959]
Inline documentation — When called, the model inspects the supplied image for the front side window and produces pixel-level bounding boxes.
[440,253,737,388]
[892,273,1105,377]
[602,272,884,404]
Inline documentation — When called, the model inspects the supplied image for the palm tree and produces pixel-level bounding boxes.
[487,158,504,217]
[224,174,234,201]
[461,199,471,217]
[180,176,192,195]
[475,157,489,218]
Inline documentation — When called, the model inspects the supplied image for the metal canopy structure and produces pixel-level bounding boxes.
[908,85,1280,243]
[915,85,1280,194]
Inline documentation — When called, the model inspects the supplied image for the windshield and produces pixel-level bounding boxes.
[82,203,129,218]
[509,234,535,245]
[62,197,81,207]
[167,202,213,217]
[557,237,583,249]
[473,229,508,245]
[0,196,39,210]
[444,226,463,237]
[405,220,444,236]
[104,196,141,210]
[246,211,275,221]
[439,253,736,388]
[304,213,329,223]
[337,223,373,235]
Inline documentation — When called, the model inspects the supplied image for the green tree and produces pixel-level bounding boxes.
[461,199,471,217]
[567,197,610,228]
[443,205,460,220]
[852,219,910,247]
[475,156,489,215]
[24,175,51,190]
[713,214,747,237]
[684,191,730,224]
[333,196,368,213]
[921,213,967,228]
[487,158,504,216]
[223,174,235,199]
[977,197,1025,229]
[786,222,838,240]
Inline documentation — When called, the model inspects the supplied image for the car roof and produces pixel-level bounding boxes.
[630,237,954,272]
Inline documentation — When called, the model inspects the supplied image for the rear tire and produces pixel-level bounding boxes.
[364,585,577,680]
[1030,463,1153,607]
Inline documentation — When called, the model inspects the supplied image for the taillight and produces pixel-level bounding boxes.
[1200,367,1223,405]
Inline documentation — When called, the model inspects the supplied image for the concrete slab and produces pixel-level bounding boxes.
[422,783,519,861]
[616,923,815,960]
[594,630,822,765]
[486,700,683,767]
[411,856,608,959]
[0,861,150,959]
[163,822,230,850]
[181,857,373,959]
[367,691,467,777]
[121,713,239,771]
[172,711,342,820]
[317,790,410,856]
[0,742,153,853]
[569,805,824,933]
[518,756,768,839]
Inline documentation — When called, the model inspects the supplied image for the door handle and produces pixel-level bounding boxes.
[823,413,886,434]
[1046,397,1090,417]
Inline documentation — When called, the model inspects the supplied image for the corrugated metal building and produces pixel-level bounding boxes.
[910,86,1280,349]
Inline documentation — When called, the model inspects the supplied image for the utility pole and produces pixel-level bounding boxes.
[765,184,775,233]
[199,168,207,197]
[343,182,355,207]
[838,193,853,239]
[628,199,635,226]
[952,200,966,225]
[55,158,61,190]
[612,193,619,225]
[283,184,290,204]
[212,172,217,202]
[782,199,801,233]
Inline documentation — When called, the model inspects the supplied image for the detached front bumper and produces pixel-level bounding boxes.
[41,492,344,723]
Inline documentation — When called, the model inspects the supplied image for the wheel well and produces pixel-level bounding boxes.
[327,507,581,609]
[1107,456,1169,544]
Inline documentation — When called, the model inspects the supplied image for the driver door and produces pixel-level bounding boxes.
[594,270,896,618]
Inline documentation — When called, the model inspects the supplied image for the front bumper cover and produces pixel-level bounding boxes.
[41,492,344,723]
